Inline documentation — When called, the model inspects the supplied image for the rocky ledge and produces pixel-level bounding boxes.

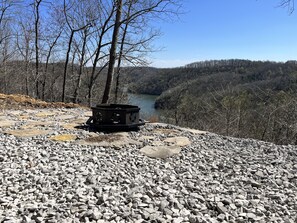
[0,108,296,223]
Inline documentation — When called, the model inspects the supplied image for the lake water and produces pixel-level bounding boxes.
[127,93,159,118]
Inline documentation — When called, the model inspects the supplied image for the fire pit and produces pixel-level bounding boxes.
[86,104,145,131]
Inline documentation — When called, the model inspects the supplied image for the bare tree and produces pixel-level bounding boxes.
[32,0,42,98]
[101,0,181,104]
[113,1,132,103]
[15,13,35,96]
[0,0,13,46]
[41,30,62,100]
[279,0,294,13]
[71,0,99,104]
[101,0,122,104]
[61,0,93,102]
[87,1,114,105]
[113,5,160,103]
[39,2,65,100]
[0,0,22,93]
[0,0,181,105]
[72,28,87,103]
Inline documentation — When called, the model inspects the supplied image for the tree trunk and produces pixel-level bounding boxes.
[35,0,41,99]
[42,30,62,101]
[88,9,114,106]
[114,3,131,103]
[62,30,74,102]
[73,28,88,103]
[101,0,122,104]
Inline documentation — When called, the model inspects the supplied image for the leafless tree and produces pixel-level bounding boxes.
[41,29,62,100]
[87,1,114,105]
[101,0,181,104]
[279,0,294,13]
[15,12,35,96]
[101,0,122,104]
[33,0,42,98]
[61,0,94,102]
[71,0,99,103]
[0,0,13,46]
[0,0,181,106]
[41,3,66,100]
[0,0,20,93]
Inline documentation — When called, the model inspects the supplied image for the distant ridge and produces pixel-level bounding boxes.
[184,59,284,68]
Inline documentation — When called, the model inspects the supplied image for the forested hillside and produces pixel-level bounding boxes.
[127,59,297,145]
[0,0,178,105]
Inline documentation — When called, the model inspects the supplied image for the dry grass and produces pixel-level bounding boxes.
[147,115,159,123]
[0,93,86,110]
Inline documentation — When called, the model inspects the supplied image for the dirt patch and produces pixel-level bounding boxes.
[85,134,122,143]
[153,128,181,135]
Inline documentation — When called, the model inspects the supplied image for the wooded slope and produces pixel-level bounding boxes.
[127,59,297,145]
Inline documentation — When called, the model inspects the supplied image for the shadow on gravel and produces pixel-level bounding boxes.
[74,124,141,134]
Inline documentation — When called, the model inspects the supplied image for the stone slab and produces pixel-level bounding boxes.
[164,137,191,147]
[140,145,181,159]
[0,120,17,128]
[49,134,77,141]
[35,111,57,117]
[4,129,53,137]
[61,123,79,130]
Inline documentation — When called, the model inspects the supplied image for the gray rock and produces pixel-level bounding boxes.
[140,145,181,158]
[217,213,225,221]
[0,108,296,222]
[246,213,257,220]
[217,202,228,214]
[190,193,205,202]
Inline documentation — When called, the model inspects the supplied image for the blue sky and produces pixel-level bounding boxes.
[150,0,297,67]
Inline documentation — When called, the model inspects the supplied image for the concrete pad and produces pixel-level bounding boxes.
[140,145,181,159]
[4,129,53,137]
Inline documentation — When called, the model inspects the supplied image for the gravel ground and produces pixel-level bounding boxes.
[0,108,297,223]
